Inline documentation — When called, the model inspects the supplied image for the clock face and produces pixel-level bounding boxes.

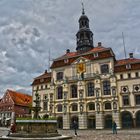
[77,63,85,73]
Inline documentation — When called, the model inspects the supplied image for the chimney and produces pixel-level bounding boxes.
[45,70,48,73]
[129,53,133,59]
[98,42,102,46]
[66,49,70,53]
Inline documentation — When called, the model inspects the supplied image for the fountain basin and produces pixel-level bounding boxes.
[12,119,59,137]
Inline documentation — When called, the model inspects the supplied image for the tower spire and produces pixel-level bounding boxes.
[82,2,85,15]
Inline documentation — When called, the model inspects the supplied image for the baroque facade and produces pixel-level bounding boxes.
[32,9,140,129]
[0,89,32,126]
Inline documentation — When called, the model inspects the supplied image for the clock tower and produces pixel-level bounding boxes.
[76,4,94,52]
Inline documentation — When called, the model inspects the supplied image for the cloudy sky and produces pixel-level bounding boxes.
[0,0,140,97]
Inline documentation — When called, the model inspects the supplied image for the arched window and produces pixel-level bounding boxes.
[101,64,109,74]
[87,82,94,96]
[57,104,62,112]
[88,102,95,110]
[71,85,77,98]
[57,86,63,99]
[72,104,78,111]
[103,81,111,95]
[105,102,111,110]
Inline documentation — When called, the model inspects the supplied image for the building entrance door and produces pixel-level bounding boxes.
[136,111,140,128]
[104,115,112,129]
[87,115,95,129]
[57,116,63,129]
[121,111,133,128]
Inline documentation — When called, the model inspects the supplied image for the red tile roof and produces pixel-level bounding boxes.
[115,58,140,66]
[7,89,32,107]
[115,58,140,72]
[51,46,114,69]
[32,71,51,85]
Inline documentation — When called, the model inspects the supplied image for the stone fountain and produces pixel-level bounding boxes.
[0,92,72,140]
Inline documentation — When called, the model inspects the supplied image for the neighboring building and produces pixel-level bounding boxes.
[0,89,32,126]
[32,8,140,129]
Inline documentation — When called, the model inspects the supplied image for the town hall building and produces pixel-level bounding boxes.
[32,8,140,129]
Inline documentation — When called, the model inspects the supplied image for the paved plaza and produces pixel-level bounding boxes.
[0,127,140,140]
[58,129,140,140]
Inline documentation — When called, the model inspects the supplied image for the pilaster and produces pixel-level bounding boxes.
[96,112,104,129]
[78,113,87,129]
[112,111,121,129]
[63,113,70,129]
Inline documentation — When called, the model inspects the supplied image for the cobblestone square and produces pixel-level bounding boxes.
[58,129,140,140]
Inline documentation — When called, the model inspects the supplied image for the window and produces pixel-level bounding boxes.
[128,73,131,78]
[43,101,48,111]
[135,72,139,77]
[101,64,109,74]
[126,64,131,69]
[120,74,123,79]
[135,95,140,105]
[105,102,111,110]
[71,85,77,98]
[72,104,78,111]
[121,86,129,93]
[122,95,129,106]
[88,103,95,110]
[87,82,94,96]
[93,53,98,58]
[57,72,63,80]
[103,81,111,95]
[41,85,43,90]
[57,86,63,99]
[57,104,62,112]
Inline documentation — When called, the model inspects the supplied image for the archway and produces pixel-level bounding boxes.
[87,115,95,129]
[57,116,63,129]
[70,116,78,129]
[136,111,140,128]
[104,115,112,129]
[121,111,133,128]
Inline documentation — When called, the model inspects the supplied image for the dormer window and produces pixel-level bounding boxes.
[57,72,63,81]
[40,79,44,82]
[64,59,69,63]
[126,64,131,69]
[93,52,98,58]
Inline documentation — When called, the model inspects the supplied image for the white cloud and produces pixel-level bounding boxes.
[0,0,140,96]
